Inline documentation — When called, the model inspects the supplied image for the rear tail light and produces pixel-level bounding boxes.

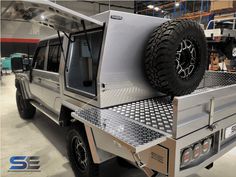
[202,138,212,154]
[193,143,202,160]
[181,148,193,166]
[181,137,213,167]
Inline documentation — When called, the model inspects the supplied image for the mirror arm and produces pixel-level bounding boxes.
[29,67,33,82]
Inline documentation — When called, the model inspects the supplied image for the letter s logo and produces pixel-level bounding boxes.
[9,156,27,170]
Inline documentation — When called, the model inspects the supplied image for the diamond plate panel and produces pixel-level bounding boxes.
[109,97,173,134]
[193,86,223,94]
[194,72,236,94]
[73,107,166,150]
[201,71,236,88]
[73,72,236,150]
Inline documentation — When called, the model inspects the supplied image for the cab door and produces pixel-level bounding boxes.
[29,41,48,102]
[30,38,62,114]
[40,38,62,114]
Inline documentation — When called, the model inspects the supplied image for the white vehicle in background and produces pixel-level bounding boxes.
[205,17,236,60]
[2,1,236,177]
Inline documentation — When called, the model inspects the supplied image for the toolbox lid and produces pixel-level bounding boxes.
[1,0,104,33]
[71,106,170,153]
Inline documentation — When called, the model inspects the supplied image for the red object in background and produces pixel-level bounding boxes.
[213,36,221,42]
[0,38,39,43]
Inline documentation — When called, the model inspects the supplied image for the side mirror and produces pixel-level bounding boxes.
[11,57,31,73]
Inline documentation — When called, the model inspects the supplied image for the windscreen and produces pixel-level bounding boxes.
[215,20,234,29]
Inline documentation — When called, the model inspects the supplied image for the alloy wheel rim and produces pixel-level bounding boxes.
[175,39,197,79]
[72,136,88,172]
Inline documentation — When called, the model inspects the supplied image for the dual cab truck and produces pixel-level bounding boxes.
[2,1,236,177]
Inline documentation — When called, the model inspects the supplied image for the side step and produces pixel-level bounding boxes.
[71,107,169,153]
[30,100,59,124]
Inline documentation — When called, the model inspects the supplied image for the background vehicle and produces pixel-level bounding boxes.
[1,53,31,74]
[1,57,12,74]
[3,1,236,177]
[205,17,236,70]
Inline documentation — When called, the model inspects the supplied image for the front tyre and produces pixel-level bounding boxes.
[16,89,36,119]
[67,125,99,177]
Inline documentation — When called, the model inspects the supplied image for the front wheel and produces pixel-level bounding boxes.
[67,125,99,177]
[16,89,36,119]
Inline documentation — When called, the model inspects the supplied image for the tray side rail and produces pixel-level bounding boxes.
[173,72,236,139]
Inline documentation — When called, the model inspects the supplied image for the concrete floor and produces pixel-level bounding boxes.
[1,74,236,177]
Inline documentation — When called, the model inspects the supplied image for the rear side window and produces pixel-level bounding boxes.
[34,46,47,70]
[66,28,103,96]
[47,43,61,73]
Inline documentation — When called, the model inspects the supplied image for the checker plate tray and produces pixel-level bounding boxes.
[72,107,168,153]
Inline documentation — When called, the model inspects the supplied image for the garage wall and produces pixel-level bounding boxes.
[0,41,38,58]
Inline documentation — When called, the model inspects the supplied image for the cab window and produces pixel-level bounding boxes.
[47,39,62,73]
[34,44,47,70]
[66,28,103,97]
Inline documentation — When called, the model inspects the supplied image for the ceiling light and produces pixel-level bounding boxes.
[161,10,164,13]
[154,7,160,11]
[175,2,180,7]
[147,5,154,9]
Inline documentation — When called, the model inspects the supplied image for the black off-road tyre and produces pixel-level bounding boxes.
[67,124,99,177]
[16,89,36,119]
[144,19,207,96]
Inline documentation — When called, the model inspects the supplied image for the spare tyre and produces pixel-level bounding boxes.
[144,19,207,96]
